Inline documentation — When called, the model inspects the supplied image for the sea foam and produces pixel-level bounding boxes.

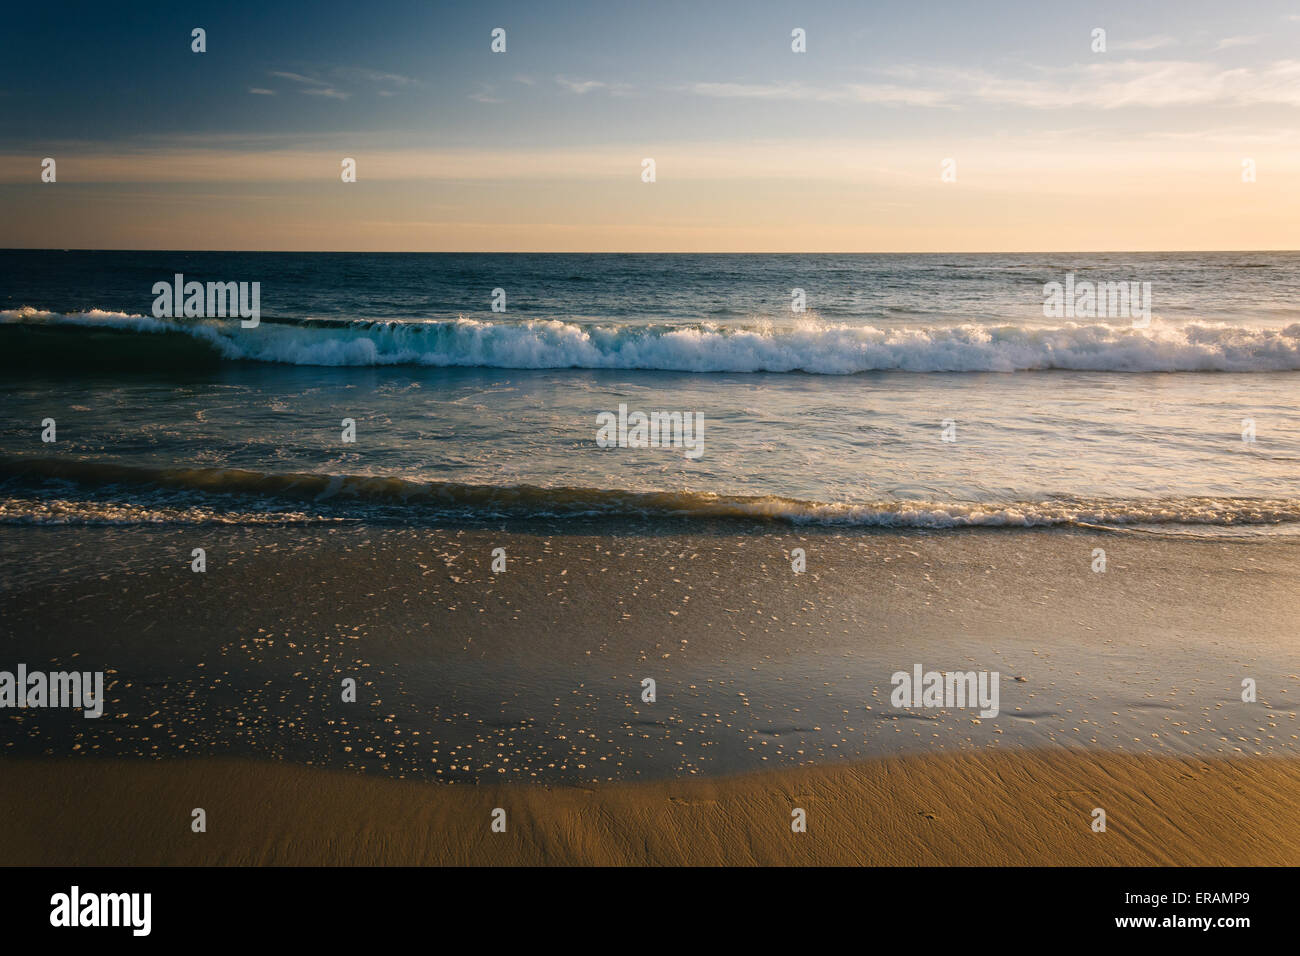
[5,307,1300,373]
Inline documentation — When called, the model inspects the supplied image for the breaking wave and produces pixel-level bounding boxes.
[4,457,1299,529]
[5,307,1300,373]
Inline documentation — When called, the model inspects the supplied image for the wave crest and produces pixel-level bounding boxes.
[5,307,1300,373]
[4,457,1299,529]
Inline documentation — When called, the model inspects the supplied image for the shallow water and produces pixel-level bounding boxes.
[2,251,1298,533]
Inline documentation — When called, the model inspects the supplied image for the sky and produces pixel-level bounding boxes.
[1,0,1299,251]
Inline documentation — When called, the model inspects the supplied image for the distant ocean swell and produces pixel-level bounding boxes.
[5,308,1300,373]
[4,458,1300,529]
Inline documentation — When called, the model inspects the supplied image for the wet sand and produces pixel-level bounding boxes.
[3,522,1297,776]
[2,521,1298,864]
[3,750,1299,865]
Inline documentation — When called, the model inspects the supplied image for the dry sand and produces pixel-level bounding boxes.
[4,749,1299,866]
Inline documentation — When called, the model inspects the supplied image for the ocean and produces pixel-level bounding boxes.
[3,249,1299,784]
[3,250,1298,534]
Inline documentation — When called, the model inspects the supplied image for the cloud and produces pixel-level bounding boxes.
[263,67,417,100]
[686,81,950,107]
[844,84,954,107]
[685,82,817,100]
[687,60,1300,111]
[555,76,607,94]
[1147,125,1300,145]
[335,68,418,88]
[1214,35,1262,50]
[1111,35,1178,51]
[553,76,634,96]
[963,59,1300,109]
[268,71,350,99]
[302,87,349,100]
[248,88,276,96]
[269,71,327,87]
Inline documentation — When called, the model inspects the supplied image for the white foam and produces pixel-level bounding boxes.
[7,308,1300,373]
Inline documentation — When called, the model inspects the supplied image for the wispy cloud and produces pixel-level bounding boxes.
[262,67,419,100]
[555,76,607,94]
[1147,125,1300,145]
[686,81,950,107]
[248,88,276,96]
[1111,35,1178,51]
[1214,35,1263,50]
[335,68,418,88]
[554,76,632,96]
[955,59,1300,109]
[267,71,350,100]
[685,82,814,100]
[269,71,327,87]
[469,85,504,104]
[687,60,1300,110]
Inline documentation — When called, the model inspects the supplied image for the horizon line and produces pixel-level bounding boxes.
[4,248,1299,256]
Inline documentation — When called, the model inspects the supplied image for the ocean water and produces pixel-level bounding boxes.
[2,250,1299,533]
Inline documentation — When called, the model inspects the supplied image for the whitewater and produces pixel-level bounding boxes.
[6,307,1300,373]
[3,251,1298,533]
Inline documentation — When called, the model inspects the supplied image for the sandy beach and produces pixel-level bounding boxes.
[6,0,1300,900]
[2,521,1297,865]
[4,749,1298,865]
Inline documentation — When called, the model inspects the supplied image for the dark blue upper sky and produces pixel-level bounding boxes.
[9,0,1292,146]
